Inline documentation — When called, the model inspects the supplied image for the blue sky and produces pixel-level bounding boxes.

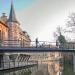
[0,0,75,41]
[0,0,35,15]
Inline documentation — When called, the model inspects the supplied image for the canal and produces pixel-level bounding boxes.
[0,52,75,75]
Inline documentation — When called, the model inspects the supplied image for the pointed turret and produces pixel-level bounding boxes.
[7,0,19,23]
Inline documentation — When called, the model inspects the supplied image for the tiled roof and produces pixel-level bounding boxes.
[0,19,8,28]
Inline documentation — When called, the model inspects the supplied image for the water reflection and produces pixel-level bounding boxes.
[33,52,75,75]
[47,52,63,75]
[0,52,75,75]
[47,52,75,75]
[0,69,31,75]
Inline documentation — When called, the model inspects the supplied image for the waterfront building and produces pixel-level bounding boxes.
[7,2,21,46]
[0,1,31,47]
[0,19,9,68]
[0,1,31,69]
[20,31,31,47]
[7,2,31,47]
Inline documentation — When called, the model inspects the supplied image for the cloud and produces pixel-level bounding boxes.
[17,0,75,41]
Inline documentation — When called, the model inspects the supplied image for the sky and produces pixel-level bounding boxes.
[0,0,75,41]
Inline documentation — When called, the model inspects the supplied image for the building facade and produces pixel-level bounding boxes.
[0,20,8,46]
[0,1,31,47]
[0,1,31,68]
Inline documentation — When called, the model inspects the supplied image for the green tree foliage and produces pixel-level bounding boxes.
[58,34,66,46]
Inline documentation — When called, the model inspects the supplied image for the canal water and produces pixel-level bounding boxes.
[0,52,75,75]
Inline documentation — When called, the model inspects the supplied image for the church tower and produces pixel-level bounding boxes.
[7,0,21,42]
[7,0,19,23]
[6,0,31,47]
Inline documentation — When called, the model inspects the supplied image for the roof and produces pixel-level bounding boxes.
[0,18,8,28]
[7,1,19,24]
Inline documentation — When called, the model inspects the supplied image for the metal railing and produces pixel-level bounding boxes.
[0,40,75,49]
[0,60,38,70]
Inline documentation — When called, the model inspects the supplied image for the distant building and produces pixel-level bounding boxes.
[19,31,31,47]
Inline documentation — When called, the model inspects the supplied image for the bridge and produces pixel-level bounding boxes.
[0,40,75,72]
[0,47,75,52]
[0,40,75,52]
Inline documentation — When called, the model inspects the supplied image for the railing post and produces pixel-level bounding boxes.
[3,61,4,70]
[14,60,15,68]
[18,60,19,67]
[68,43,69,49]
[73,43,74,49]
[49,44,50,48]
[9,60,10,69]
[0,41,2,47]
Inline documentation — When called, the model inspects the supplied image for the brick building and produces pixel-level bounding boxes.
[0,1,31,47]
[0,19,8,46]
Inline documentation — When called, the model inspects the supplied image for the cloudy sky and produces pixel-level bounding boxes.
[0,0,75,41]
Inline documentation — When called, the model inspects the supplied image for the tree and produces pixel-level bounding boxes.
[58,33,66,47]
[54,27,66,47]
[64,13,75,41]
[67,13,75,27]
[66,13,75,33]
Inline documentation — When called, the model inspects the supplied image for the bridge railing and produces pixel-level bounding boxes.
[0,40,56,48]
[0,40,75,49]
[0,60,38,70]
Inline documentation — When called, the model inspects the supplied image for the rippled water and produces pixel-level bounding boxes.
[0,52,75,75]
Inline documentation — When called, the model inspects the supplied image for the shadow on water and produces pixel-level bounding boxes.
[0,64,38,75]
[0,68,32,75]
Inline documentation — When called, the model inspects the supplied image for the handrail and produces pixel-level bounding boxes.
[0,40,75,49]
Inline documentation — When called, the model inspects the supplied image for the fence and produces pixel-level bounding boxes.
[0,40,75,49]
[0,60,38,70]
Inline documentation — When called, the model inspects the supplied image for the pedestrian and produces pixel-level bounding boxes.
[35,38,39,48]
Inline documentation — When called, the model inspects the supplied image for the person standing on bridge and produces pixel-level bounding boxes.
[56,39,60,48]
[35,38,39,48]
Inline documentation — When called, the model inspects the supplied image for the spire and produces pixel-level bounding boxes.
[7,0,19,23]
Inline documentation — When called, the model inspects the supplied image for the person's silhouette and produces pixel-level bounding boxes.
[35,38,39,48]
